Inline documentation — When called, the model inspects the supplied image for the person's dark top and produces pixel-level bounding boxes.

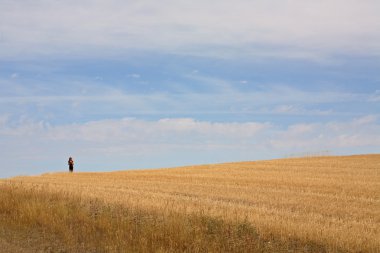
[68,157,74,172]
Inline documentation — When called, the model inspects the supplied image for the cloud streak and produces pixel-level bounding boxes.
[271,116,380,150]
[1,0,379,60]
[0,117,271,143]
[0,83,373,123]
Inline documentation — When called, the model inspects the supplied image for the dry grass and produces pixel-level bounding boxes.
[0,154,379,252]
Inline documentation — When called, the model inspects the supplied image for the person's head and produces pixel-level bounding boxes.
[69,157,72,160]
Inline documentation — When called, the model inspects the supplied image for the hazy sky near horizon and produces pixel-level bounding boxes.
[1,0,380,177]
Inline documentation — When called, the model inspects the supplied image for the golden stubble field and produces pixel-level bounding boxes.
[0,154,379,252]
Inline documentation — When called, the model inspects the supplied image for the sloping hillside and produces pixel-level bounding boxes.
[1,155,379,252]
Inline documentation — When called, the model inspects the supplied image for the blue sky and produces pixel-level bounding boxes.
[1,0,379,178]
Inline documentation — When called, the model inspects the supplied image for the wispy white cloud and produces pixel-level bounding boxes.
[127,74,141,79]
[0,114,9,127]
[10,73,19,79]
[1,0,379,60]
[271,115,380,149]
[0,74,374,121]
[32,118,272,143]
[270,104,333,116]
[369,90,380,102]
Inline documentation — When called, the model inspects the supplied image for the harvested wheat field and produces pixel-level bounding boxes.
[0,154,379,252]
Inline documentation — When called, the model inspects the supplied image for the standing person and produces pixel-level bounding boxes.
[68,157,74,173]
